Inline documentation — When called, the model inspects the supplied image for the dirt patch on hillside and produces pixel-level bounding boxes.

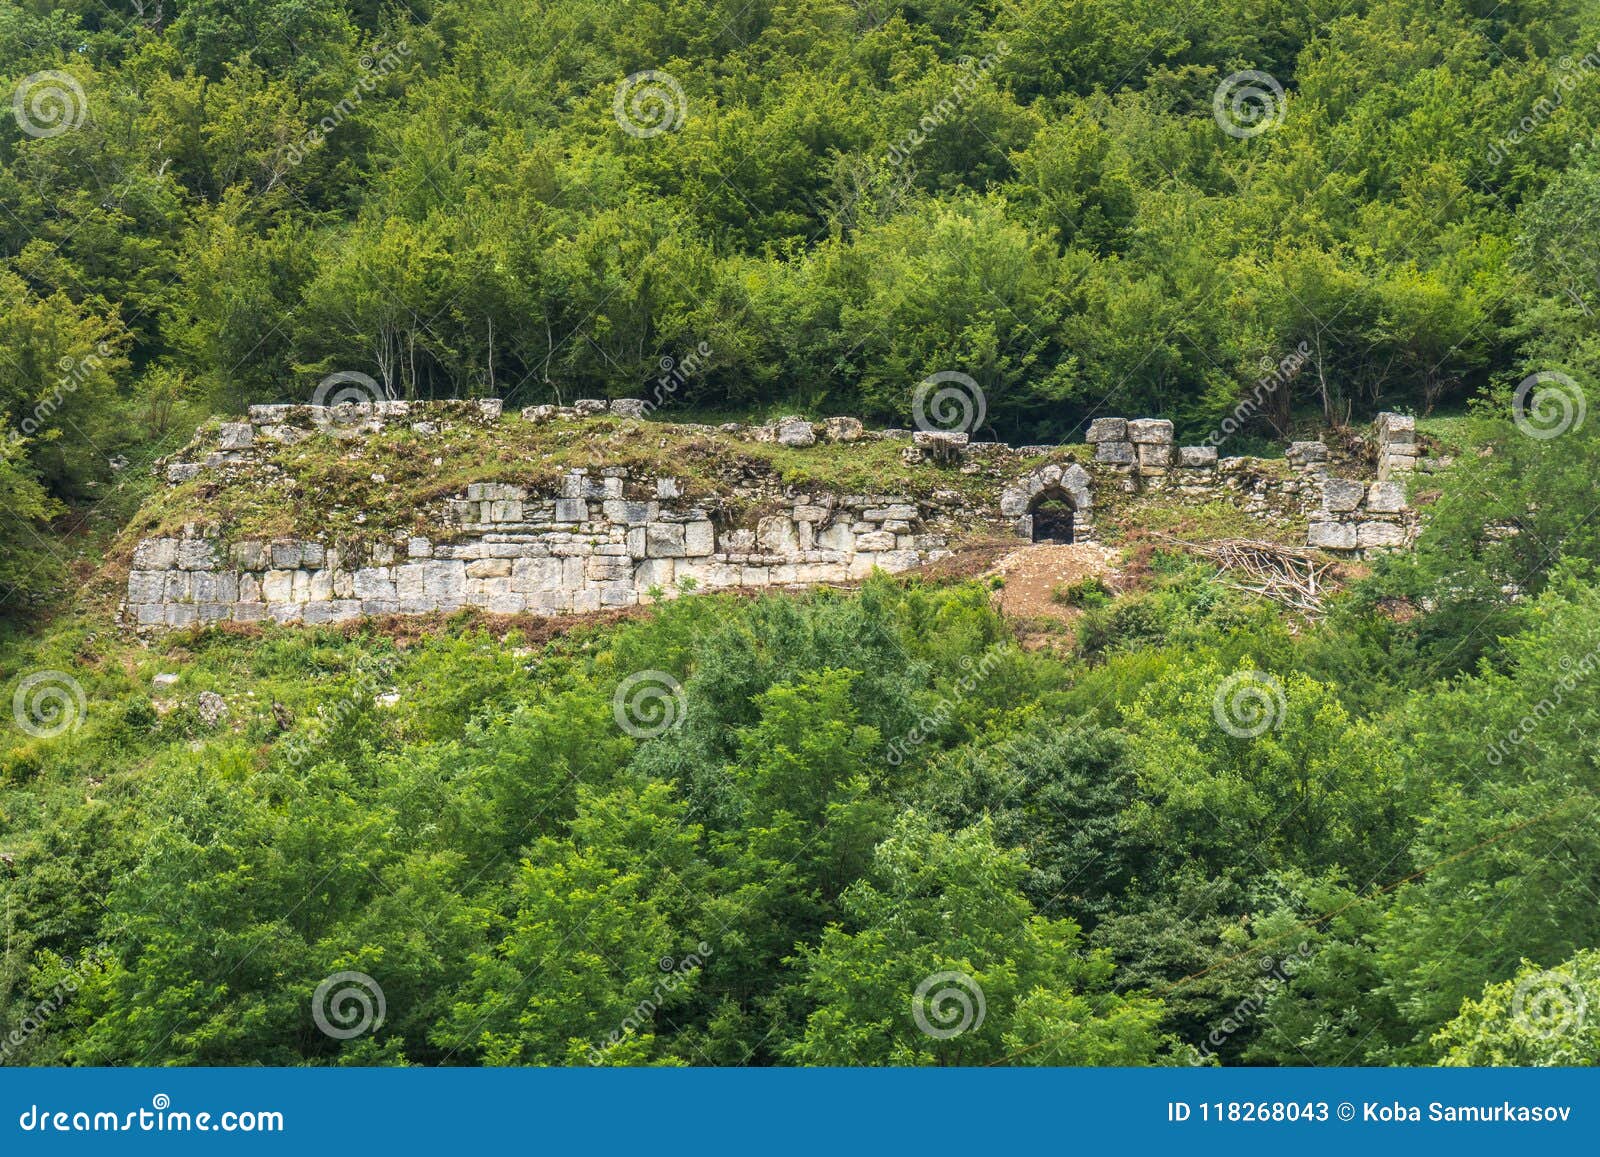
[989,543,1123,622]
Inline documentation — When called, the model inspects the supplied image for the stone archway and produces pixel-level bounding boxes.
[1000,463,1094,542]
[1029,489,1076,543]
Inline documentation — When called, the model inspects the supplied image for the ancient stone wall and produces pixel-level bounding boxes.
[122,400,1421,630]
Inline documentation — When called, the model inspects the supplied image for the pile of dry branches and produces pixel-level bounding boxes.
[1147,533,1336,616]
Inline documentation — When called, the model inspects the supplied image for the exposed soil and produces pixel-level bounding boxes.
[988,542,1123,623]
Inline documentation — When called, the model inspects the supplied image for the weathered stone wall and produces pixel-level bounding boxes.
[126,468,954,628]
[123,400,1420,630]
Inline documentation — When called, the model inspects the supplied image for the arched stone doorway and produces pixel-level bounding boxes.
[999,463,1094,543]
[1029,489,1075,543]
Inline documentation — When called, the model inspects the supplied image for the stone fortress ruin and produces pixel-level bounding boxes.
[121,400,1421,630]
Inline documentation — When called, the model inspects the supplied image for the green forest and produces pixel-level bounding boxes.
[3,0,1600,1067]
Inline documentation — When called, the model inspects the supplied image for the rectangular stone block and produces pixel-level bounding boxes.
[1308,522,1357,550]
[259,569,293,602]
[554,499,587,522]
[683,521,716,556]
[855,530,897,551]
[466,558,512,579]
[217,422,254,450]
[585,554,631,582]
[1127,419,1174,444]
[636,558,675,588]
[1356,521,1407,548]
[353,567,394,600]
[177,539,219,570]
[1321,479,1365,513]
[1375,412,1416,444]
[646,523,686,557]
[230,541,269,570]
[127,571,165,603]
[511,557,563,592]
[862,505,918,522]
[1086,417,1128,443]
[817,523,855,552]
[165,603,199,627]
[270,542,302,569]
[132,539,180,570]
[1366,481,1407,513]
[1177,445,1218,468]
[134,603,165,626]
[1137,443,1173,469]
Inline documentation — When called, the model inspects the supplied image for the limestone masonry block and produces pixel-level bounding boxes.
[1308,522,1358,550]
[1321,479,1365,513]
[1137,443,1173,469]
[1127,419,1174,444]
[1375,412,1416,444]
[1356,521,1408,548]
[1095,441,1135,465]
[685,521,716,556]
[1178,446,1218,468]
[646,523,687,557]
[1286,441,1330,464]
[127,571,164,603]
[610,398,648,418]
[758,516,800,554]
[1366,481,1408,513]
[1086,418,1128,443]
[133,539,179,570]
[177,539,219,570]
